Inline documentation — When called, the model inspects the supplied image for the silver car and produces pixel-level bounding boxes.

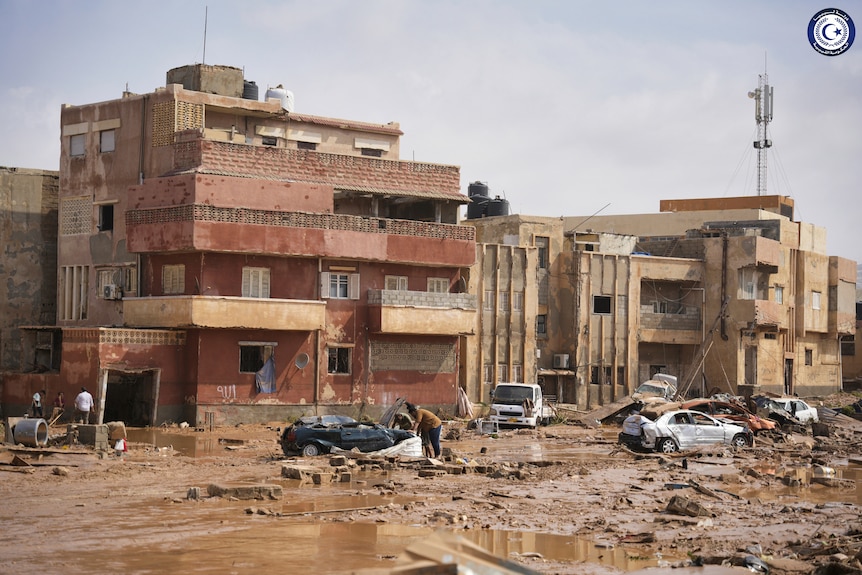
[641,409,752,453]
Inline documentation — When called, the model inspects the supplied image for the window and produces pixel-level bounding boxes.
[98,204,114,231]
[98,269,115,295]
[535,236,549,269]
[297,140,317,151]
[327,347,351,374]
[617,366,626,387]
[70,134,85,157]
[60,265,89,320]
[805,349,813,366]
[739,268,756,300]
[483,290,494,311]
[239,343,274,373]
[320,272,360,300]
[100,129,115,153]
[537,314,547,336]
[512,364,523,383]
[427,277,449,293]
[499,291,510,312]
[811,291,821,310]
[590,366,600,384]
[604,366,613,385]
[842,336,856,356]
[360,147,383,157]
[593,295,612,315]
[261,136,277,146]
[483,364,494,383]
[124,267,137,297]
[242,267,271,298]
[774,286,784,304]
[513,292,524,312]
[162,264,185,294]
[385,275,408,291]
[497,364,507,381]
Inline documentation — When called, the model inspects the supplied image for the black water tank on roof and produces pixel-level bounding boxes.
[243,80,259,101]
[486,197,510,217]
[468,181,489,198]
[466,195,490,219]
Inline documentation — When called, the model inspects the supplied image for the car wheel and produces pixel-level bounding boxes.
[657,438,677,453]
[301,443,322,457]
[731,434,749,448]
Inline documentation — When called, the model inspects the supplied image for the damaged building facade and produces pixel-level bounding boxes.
[0,167,59,374]
[465,195,856,408]
[2,64,476,425]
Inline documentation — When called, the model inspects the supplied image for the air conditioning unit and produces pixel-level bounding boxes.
[103,284,122,300]
[553,354,570,369]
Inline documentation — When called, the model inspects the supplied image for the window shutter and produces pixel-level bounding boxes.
[261,269,270,298]
[320,272,330,299]
[349,273,360,300]
[385,276,398,291]
[398,276,408,291]
[242,268,251,297]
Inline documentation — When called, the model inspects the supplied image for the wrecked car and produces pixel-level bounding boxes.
[636,409,753,453]
[279,415,416,457]
[682,398,777,433]
[631,374,678,404]
[753,396,819,426]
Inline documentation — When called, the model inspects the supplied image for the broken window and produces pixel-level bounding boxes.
[239,343,274,373]
[327,347,351,374]
[536,314,547,336]
[98,204,114,231]
[805,349,813,366]
[592,295,612,315]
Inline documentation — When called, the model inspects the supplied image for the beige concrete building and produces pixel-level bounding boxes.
[466,195,855,408]
[0,167,59,373]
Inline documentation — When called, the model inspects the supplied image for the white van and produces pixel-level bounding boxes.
[488,383,555,428]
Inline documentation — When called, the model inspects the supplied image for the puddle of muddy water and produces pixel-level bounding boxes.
[93,519,665,574]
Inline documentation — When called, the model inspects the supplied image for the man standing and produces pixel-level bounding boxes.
[406,402,443,458]
[31,390,45,418]
[74,387,95,424]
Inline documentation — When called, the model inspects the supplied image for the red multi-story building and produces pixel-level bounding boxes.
[6,64,475,426]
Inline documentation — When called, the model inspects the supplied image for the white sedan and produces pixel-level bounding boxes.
[641,409,753,453]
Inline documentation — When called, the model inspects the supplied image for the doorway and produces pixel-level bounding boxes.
[99,368,160,426]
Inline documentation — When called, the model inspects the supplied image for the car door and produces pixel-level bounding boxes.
[692,412,725,445]
[667,412,697,449]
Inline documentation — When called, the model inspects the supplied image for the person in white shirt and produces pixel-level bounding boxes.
[74,387,95,424]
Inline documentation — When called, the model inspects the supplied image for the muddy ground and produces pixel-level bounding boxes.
[2,397,862,575]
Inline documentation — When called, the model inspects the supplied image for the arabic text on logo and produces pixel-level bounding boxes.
[808,8,855,56]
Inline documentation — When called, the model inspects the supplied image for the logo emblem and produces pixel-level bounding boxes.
[808,8,855,56]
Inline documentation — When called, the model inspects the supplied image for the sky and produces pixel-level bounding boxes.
[1,1,860,263]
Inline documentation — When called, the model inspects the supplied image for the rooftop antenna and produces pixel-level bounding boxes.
[202,6,208,65]
[747,55,773,196]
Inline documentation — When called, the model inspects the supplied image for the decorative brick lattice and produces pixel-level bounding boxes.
[152,101,203,147]
[99,329,187,346]
[126,204,476,242]
[59,196,91,236]
[370,341,456,373]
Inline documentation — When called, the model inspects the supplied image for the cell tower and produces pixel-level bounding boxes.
[747,73,774,196]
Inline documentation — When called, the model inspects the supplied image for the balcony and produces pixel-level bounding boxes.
[736,235,780,273]
[367,290,477,335]
[733,299,786,328]
[126,204,476,267]
[123,296,326,331]
[638,305,702,345]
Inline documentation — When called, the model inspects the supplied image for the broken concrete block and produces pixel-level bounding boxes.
[312,472,332,484]
[207,483,283,500]
[329,455,348,466]
[666,495,712,517]
[281,464,322,481]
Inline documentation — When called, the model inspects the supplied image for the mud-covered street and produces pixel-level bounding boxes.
[2,402,862,575]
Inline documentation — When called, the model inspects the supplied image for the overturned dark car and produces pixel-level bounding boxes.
[280,415,416,457]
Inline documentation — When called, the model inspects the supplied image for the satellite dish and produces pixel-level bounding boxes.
[294,353,309,369]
